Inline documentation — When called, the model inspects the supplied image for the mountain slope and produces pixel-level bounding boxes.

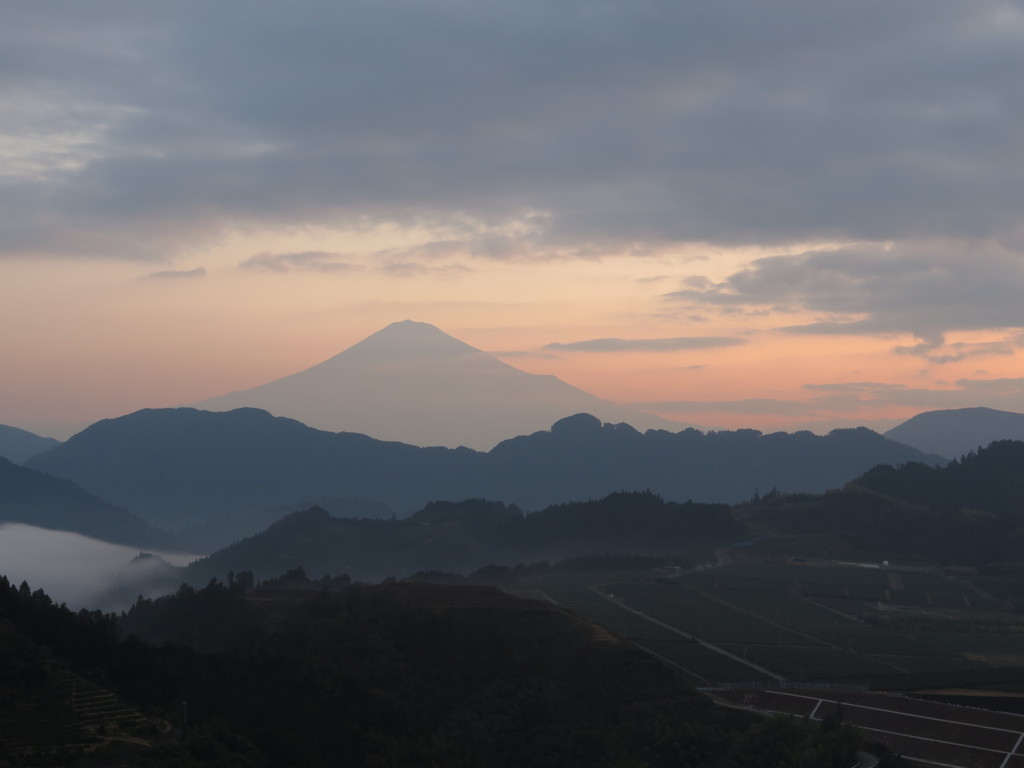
[744,440,1024,567]
[0,424,60,463]
[884,407,1024,460]
[28,407,458,543]
[185,492,741,583]
[193,319,683,449]
[29,407,945,552]
[853,439,1024,516]
[0,457,175,549]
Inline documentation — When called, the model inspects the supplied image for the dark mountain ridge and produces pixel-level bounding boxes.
[0,456,176,549]
[185,491,741,583]
[0,423,60,464]
[28,407,946,551]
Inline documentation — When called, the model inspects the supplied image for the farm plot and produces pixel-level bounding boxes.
[715,644,895,681]
[813,629,960,657]
[920,631,1024,666]
[606,581,828,648]
[697,587,844,624]
[866,654,992,675]
[538,564,1013,688]
[662,562,1009,684]
[714,688,1024,768]
[636,638,767,685]
[536,577,760,683]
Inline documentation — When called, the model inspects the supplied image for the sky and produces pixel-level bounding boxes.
[3,1,1024,439]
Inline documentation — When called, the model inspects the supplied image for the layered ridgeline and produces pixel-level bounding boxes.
[193,319,683,449]
[29,407,944,551]
[0,457,175,549]
[185,492,741,583]
[884,406,1024,460]
[0,424,60,464]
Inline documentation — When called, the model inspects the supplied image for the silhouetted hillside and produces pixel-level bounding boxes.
[0,423,60,463]
[853,440,1024,516]
[0,574,861,767]
[0,457,176,549]
[186,491,741,583]
[885,407,1024,460]
[28,408,945,551]
[484,416,946,509]
[743,440,1024,567]
[28,407,462,547]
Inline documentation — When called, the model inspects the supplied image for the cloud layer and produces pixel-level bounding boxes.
[667,242,1024,351]
[4,1,1024,261]
[545,336,746,352]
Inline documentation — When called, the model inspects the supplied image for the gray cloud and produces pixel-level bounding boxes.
[376,262,472,278]
[544,336,746,352]
[637,377,1024,422]
[142,267,206,280]
[4,2,1024,260]
[667,242,1024,344]
[239,251,361,273]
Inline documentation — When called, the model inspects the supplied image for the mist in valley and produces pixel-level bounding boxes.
[0,523,194,611]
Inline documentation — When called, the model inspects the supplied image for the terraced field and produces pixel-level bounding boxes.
[714,687,1024,768]
[534,560,1024,689]
[0,669,168,760]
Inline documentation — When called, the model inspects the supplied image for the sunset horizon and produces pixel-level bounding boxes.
[3,2,1023,440]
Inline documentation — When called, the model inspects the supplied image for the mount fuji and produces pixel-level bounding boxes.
[194,320,684,449]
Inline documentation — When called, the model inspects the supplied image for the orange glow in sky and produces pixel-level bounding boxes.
[4,3,1024,439]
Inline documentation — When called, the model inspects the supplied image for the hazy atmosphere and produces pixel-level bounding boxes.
[3,1,1024,439]
[0,523,195,609]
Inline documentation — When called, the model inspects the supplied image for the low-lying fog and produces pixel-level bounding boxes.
[0,523,196,611]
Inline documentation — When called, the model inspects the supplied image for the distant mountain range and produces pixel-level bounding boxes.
[193,319,685,449]
[0,457,175,549]
[0,424,60,464]
[28,407,945,551]
[884,407,1024,460]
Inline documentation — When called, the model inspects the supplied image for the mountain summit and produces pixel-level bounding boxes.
[333,319,481,361]
[194,321,682,449]
[884,406,1024,460]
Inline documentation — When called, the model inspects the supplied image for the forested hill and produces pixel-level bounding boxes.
[851,439,1024,514]
[28,407,945,550]
[0,573,862,767]
[186,491,742,583]
[741,440,1024,569]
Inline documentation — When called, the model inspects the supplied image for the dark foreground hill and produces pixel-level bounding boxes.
[28,407,945,551]
[885,406,1024,460]
[185,491,742,583]
[0,423,60,463]
[0,457,176,549]
[0,573,861,767]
